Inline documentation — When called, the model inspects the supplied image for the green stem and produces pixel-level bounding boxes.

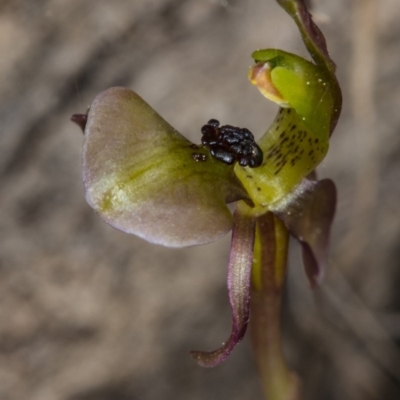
[250,212,303,400]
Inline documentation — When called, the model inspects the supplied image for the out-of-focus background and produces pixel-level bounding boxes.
[1,0,400,399]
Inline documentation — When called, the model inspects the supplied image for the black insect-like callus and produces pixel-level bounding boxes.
[201,120,263,168]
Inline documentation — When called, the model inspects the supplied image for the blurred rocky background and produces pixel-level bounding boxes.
[1,0,400,399]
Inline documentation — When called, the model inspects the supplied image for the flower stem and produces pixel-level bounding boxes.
[250,212,303,400]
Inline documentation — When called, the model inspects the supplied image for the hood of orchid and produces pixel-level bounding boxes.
[235,49,337,213]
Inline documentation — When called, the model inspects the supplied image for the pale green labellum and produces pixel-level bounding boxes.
[82,87,249,247]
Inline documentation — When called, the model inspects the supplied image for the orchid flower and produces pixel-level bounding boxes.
[73,0,341,397]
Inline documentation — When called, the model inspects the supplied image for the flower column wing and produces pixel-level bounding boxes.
[83,87,249,247]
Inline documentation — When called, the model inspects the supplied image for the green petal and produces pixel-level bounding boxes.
[82,87,249,247]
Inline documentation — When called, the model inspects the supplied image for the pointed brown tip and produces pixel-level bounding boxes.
[71,113,88,132]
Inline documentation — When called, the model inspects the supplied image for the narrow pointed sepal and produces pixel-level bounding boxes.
[272,0,342,133]
[71,113,88,132]
[82,87,250,247]
[190,204,255,367]
[272,179,336,288]
[275,0,336,73]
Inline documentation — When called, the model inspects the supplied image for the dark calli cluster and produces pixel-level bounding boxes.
[201,119,263,168]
